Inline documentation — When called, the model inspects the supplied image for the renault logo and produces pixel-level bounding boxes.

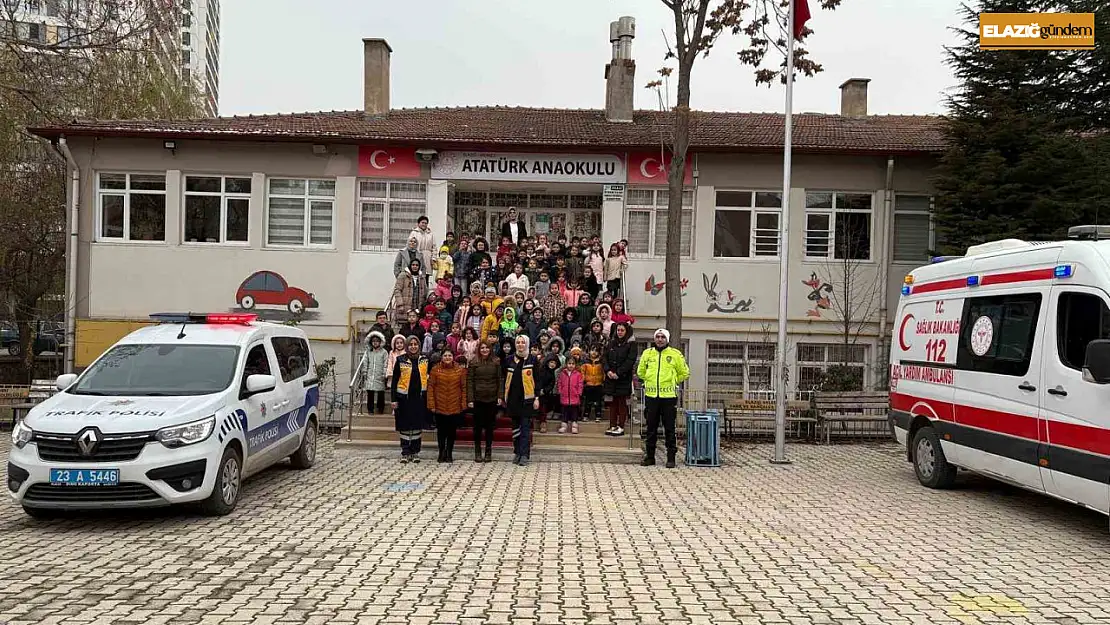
[76,428,101,457]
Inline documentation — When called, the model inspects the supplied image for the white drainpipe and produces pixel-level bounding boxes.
[877,156,895,379]
[58,136,79,374]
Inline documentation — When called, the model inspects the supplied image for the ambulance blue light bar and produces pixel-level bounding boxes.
[931,256,963,264]
[1055,264,1073,278]
[967,276,980,287]
[901,285,911,296]
[150,313,257,325]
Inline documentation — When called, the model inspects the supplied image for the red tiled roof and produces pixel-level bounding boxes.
[29,107,947,155]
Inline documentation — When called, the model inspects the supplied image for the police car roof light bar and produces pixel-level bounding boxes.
[149,313,257,325]
[206,313,257,324]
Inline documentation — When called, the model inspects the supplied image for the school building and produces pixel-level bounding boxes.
[29,17,945,400]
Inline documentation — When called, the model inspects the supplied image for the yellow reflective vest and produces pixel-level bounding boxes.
[636,346,690,399]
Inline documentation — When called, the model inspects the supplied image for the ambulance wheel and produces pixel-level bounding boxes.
[239,295,255,309]
[912,426,957,489]
[200,446,242,516]
[289,418,317,470]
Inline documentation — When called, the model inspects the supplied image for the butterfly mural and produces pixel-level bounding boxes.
[644,274,688,297]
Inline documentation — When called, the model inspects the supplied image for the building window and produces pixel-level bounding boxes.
[706,342,775,407]
[796,342,867,392]
[892,194,933,263]
[181,50,190,65]
[182,12,191,27]
[357,180,428,250]
[266,178,335,247]
[26,23,44,42]
[713,190,782,258]
[182,31,190,46]
[624,187,694,257]
[183,176,250,244]
[97,173,167,242]
[956,293,1041,377]
[26,0,42,13]
[804,192,873,260]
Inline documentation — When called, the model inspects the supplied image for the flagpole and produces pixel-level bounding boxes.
[771,0,796,465]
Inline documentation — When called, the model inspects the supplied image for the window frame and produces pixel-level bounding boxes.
[705,341,777,402]
[803,191,875,261]
[181,174,252,246]
[356,180,429,252]
[95,172,168,243]
[264,177,337,249]
[271,336,312,383]
[623,186,695,259]
[1055,290,1110,372]
[892,194,935,264]
[795,342,869,392]
[956,293,1042,377]
[712,189,783,260]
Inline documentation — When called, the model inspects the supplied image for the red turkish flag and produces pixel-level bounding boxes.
[793,0,811,40]
[357,146,423,178]
[627,151,693,185]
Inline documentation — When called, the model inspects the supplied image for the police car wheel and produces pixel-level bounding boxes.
[7,342,20,356]
[290,418,317,469]
[912,426,957,489]
[200,446,242,516]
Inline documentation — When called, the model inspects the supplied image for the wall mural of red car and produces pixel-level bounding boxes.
[235,271,319,315]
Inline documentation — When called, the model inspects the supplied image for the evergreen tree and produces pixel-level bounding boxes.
[933,1,1109,254]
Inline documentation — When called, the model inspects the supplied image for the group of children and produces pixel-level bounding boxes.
[369,229,643,462]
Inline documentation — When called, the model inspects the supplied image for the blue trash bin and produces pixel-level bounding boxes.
[685,410,720,467]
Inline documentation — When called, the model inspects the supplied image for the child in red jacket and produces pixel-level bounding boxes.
[556,358,585,435]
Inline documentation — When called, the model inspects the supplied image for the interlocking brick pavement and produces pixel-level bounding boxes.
[1,436,1108,625]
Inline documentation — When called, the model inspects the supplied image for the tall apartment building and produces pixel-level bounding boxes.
[181,0,220,117]
[3,0,221,117]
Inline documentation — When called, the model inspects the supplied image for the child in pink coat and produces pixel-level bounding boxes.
[556,359,585,434]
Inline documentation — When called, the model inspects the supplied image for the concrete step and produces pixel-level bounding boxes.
[346,414,622,435]
[333,438,641,464]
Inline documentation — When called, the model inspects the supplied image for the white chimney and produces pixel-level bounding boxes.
[605,16,636,123]
[363,38,391,115]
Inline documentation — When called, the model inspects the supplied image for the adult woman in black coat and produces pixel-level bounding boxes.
[603,322,636,436]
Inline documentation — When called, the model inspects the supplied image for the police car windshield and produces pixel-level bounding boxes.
[71,344,240,396]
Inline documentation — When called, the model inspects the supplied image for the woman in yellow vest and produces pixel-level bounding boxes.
[391,335,430,463]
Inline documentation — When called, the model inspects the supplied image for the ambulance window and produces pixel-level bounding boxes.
[957,293,1041,376]
[1056,292,1110,371]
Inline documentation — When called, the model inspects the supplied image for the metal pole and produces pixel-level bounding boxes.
[772,0,796,465]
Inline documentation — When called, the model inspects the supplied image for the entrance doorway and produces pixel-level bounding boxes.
[450,189,602,243]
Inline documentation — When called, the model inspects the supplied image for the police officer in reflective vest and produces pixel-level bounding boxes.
[636,328,690,468]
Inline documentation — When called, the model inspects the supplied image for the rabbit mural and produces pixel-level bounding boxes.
[702,273,754,314]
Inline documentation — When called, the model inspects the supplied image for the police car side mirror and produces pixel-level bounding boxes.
[55,373,77,390]
[1082,340,1110,384]
[244,374,277,396]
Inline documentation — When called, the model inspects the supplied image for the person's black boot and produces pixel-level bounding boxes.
[641,454,656,466]
[447,449,454,463]
[475,448,483,463]
[437,450,446,463]
[666,453,677,469]
[484,449,492,463]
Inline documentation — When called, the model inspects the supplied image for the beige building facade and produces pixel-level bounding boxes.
[32,23,946,400]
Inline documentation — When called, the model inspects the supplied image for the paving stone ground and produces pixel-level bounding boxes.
[1,435,1109,625]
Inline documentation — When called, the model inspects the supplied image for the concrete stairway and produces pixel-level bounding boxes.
[337,413,641,462]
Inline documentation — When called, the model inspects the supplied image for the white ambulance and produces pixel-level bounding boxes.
[7,313,320,517]
[891,226,1110,518]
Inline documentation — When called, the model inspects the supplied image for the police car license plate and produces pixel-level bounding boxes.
[49,469,119,486]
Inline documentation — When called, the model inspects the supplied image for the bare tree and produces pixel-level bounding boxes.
[0,0,203,379]
[818,226,881,391]
[648,0,842,345]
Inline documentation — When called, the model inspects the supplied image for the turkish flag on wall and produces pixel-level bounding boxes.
[626,151,693,185]
[793,0,811,40]
[357,146,423,178]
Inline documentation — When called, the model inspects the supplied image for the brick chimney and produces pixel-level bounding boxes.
[363,38,391,115]
[839,78,870,117]
[604,16,636,123]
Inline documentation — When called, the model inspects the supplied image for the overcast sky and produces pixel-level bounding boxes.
[219,0,963,117]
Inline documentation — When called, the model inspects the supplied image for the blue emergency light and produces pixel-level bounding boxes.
[967,276,979,287]
[901,285,911,296]
[1054,264,1073,278]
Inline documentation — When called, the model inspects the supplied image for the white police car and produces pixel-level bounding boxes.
[7,313,320,517]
